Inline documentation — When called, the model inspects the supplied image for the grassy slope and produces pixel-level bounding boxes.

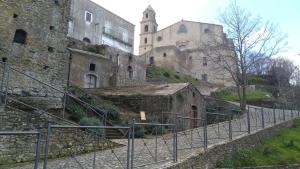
[217,118,300,167]
[147,66,203,85]
[211,90,272,102]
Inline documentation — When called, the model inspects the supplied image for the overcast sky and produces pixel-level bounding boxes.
[91,0,300,66]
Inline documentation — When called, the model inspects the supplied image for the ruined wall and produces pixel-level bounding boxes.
[0,0,70,101]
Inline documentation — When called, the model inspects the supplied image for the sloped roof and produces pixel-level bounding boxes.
[88,83,190,96]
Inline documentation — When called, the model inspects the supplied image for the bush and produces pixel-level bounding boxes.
[67,101,86,122]
[79,117,104,135]
[99,104,120,121]
[174,75,180,79]
[163,72,170,78]
[134,125,145,138]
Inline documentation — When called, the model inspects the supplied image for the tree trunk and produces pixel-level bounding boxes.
[240,84,247,113]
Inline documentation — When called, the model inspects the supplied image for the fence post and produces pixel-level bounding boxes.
[127,127,131,169]
[228,111,232,141]
[174,114,178,162]
[34,130,41,169]
[261,108,265,128]
[247,105,251,134]
[283,108,286,121]
[291,109,293,119]
[43,124,52,169]
[273,106,276,125]
[130,119,135,169]
[203,115,208,150]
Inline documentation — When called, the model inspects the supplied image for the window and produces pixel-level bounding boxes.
[89,63,96,71]
[85,74,97,88]
[202,74,208,81]
[2,57,7,62]
[177,24,188,34]
[104,21,111,34]
[13,14,18,18]
[203,57,207,66]
[122,31,129,43]
[163,53,167,57]
[144,38,147,44]
[13,29,27,44]
[85,11,92,23]
[127,66,133,79]
[83,37,91,43]
[149,56,154,65]
[128,55,133,63]
[145,13,148,18]
[144,25,148,32]
[157,36,162,41]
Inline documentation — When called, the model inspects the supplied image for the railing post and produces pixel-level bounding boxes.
[203,115,208,150]
[130,119,135,169]
[283,108,286,121]
[247,105,251,134]
[261,108,265,128]
[174,114,178,162]
[291,109,293,119]
[127,128,131,169]
[34,129,41,169]
[273,106,276,125]
[43,124,52,169]
[228,111,232,141]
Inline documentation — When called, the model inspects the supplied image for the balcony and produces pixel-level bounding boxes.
[102,27,133,47]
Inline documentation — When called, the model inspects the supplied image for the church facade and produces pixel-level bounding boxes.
[139,5,235,87]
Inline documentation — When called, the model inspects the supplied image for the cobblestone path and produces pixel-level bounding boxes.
[8,106,299,169]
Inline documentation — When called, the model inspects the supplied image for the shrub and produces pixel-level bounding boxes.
[174,75,180,79]
[99,104,120,121]
[67,101,86,122]
[79,117,104,135]
[163,72,170,78]
[134,125,145,138]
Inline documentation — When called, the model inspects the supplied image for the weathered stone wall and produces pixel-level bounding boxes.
[0,0,71,102]
[68,0,135,53]
[0,107,118,165]
[164,119,295,169]
[68,38,146,88]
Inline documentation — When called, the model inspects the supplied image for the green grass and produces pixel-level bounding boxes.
[211,90,272,102]
[147,66,202,85]
[217,118,300,168]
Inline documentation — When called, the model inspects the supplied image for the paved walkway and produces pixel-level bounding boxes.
[8,106,299,169]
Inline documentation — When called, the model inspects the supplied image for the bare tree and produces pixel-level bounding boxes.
[268,57,297,87]
[205,1,287,112]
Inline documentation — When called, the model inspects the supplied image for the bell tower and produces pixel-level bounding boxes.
[139,5,158,55]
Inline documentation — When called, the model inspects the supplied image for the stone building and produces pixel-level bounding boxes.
[88,83,205,127]
[68,0,135,53]
[68,38,146,88]
[139,5,235,87]
[0,0,71,103]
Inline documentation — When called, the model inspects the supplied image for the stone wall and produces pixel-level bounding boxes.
[164,119,295,169]
[68,0,135,53]
[0,0,70,100]
[0,106,119,165]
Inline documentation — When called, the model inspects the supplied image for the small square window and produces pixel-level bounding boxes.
[203,57,207,66]
[85,11,92,23]
[202,74,208,81]
[163,53,167,57]
[89,63,96,71]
